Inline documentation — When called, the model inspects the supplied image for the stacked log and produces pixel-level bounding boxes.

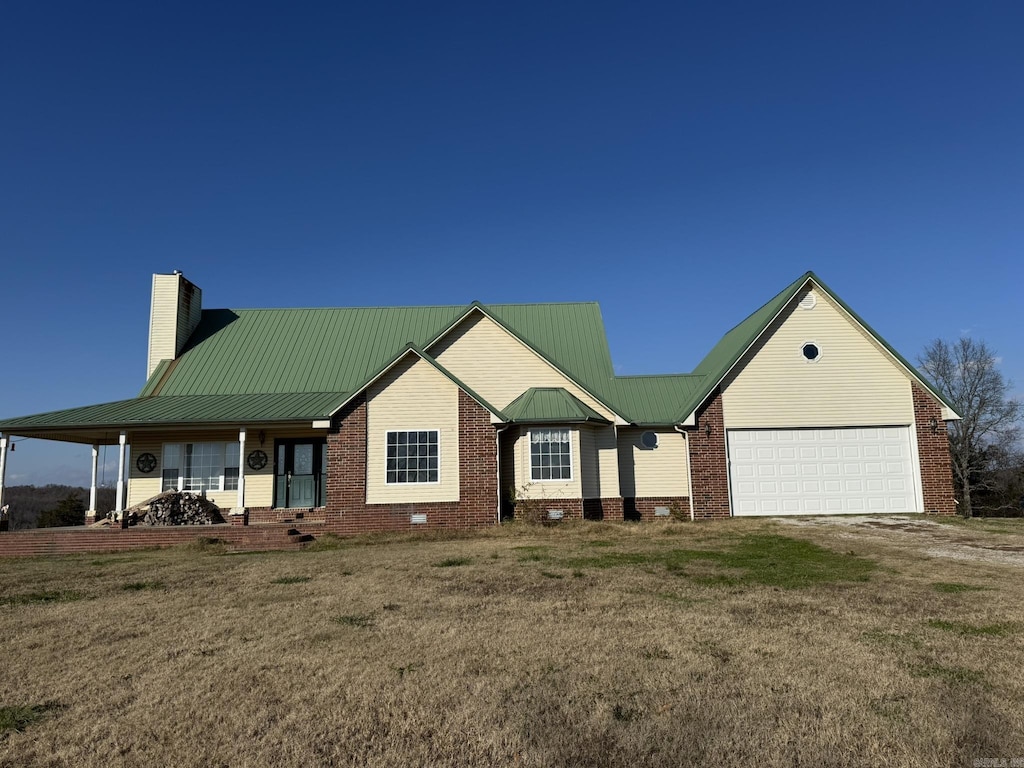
[125,491,225,526]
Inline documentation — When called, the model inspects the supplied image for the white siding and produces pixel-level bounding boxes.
[594,425,620,499]
[580,428,599,498]
[721,286,914,428]
[617,428,689,497]
[127,426,323,509]
[511,428,583,500]
[431,312,616,420]
[365,356,460,504]
[147,274,179,379]
[146,273,202,379]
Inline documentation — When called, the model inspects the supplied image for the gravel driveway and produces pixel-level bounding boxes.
[777,514,1024,567]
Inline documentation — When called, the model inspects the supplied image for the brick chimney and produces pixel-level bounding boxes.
[147,271,202,379]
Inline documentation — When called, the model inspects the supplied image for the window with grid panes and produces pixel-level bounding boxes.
[530,428,572,481]
[385,430,439,483]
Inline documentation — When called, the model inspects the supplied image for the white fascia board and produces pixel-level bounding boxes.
[311,419,332,429]
[941,407,962,421]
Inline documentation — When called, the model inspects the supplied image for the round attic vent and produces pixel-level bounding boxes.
[798,293,817,310]
[640,431,659,449]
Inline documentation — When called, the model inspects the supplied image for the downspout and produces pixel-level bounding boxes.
[674,425,695,522]
[495,423,512,523]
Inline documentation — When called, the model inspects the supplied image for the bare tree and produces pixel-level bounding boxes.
[919,338,1021,517]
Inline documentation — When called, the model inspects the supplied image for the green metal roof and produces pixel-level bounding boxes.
[0,392,348,432]
[605,375,707,426]
[153,306,467,396]
[139,359,171,397]
[692,272,810,380]
[0,274,957,435]
[503,388,609,423]
[148,302,617,400]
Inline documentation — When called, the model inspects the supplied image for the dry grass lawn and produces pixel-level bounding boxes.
[2,516,1023,767]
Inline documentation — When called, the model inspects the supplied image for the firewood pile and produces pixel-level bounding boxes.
[125,491,225,526]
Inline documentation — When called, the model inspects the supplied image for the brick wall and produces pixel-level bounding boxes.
[912,382,957,515]
[583,497,624,521]
[0,522,321,558]
[323,390,499,534]
[687,388,731,519]
[624,497,690,521]
[247,507,328,525]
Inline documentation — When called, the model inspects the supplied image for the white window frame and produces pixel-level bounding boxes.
[161,442,240,493]
[384,429,441,485]
[529,428,573,482]
[801,340,822,363]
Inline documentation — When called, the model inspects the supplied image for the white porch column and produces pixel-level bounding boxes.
[236,427,246,509]
[0,434,8,514]
[87,444,99,520]
[115,431,127,512]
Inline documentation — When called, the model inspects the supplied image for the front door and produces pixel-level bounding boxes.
[275,440,327,508]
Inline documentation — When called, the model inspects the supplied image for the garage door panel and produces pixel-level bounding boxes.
[729,427,918,516]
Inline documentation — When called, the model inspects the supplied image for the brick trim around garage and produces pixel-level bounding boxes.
[688,388,731,520]
[912,382,957,515]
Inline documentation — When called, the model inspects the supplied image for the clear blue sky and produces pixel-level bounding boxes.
[2,1,1022,486]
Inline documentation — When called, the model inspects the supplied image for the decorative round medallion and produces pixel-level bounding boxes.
[136,452,158,473]
[247,449,268,471]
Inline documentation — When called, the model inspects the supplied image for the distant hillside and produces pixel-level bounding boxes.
[2,485,116,530]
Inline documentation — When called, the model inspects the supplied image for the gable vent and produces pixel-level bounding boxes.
[798,293,817,310]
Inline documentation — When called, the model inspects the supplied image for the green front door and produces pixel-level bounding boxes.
[275,440,326,508]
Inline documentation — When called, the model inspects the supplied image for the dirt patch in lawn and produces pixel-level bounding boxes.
[777,515,1024,567]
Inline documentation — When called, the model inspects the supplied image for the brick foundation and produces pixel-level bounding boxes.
[912,383,957,515]
[0,522,323,558]
[541,499,584,521]
[246,507,327,525]
[583,497,624,521]
[624,497,691,521]
[687,389,731,520]
[323,390,499,535]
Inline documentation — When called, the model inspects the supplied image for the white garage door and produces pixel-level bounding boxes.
[728,427,919,516]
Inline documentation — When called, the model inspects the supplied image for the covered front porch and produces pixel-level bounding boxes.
[0,392,348,526]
